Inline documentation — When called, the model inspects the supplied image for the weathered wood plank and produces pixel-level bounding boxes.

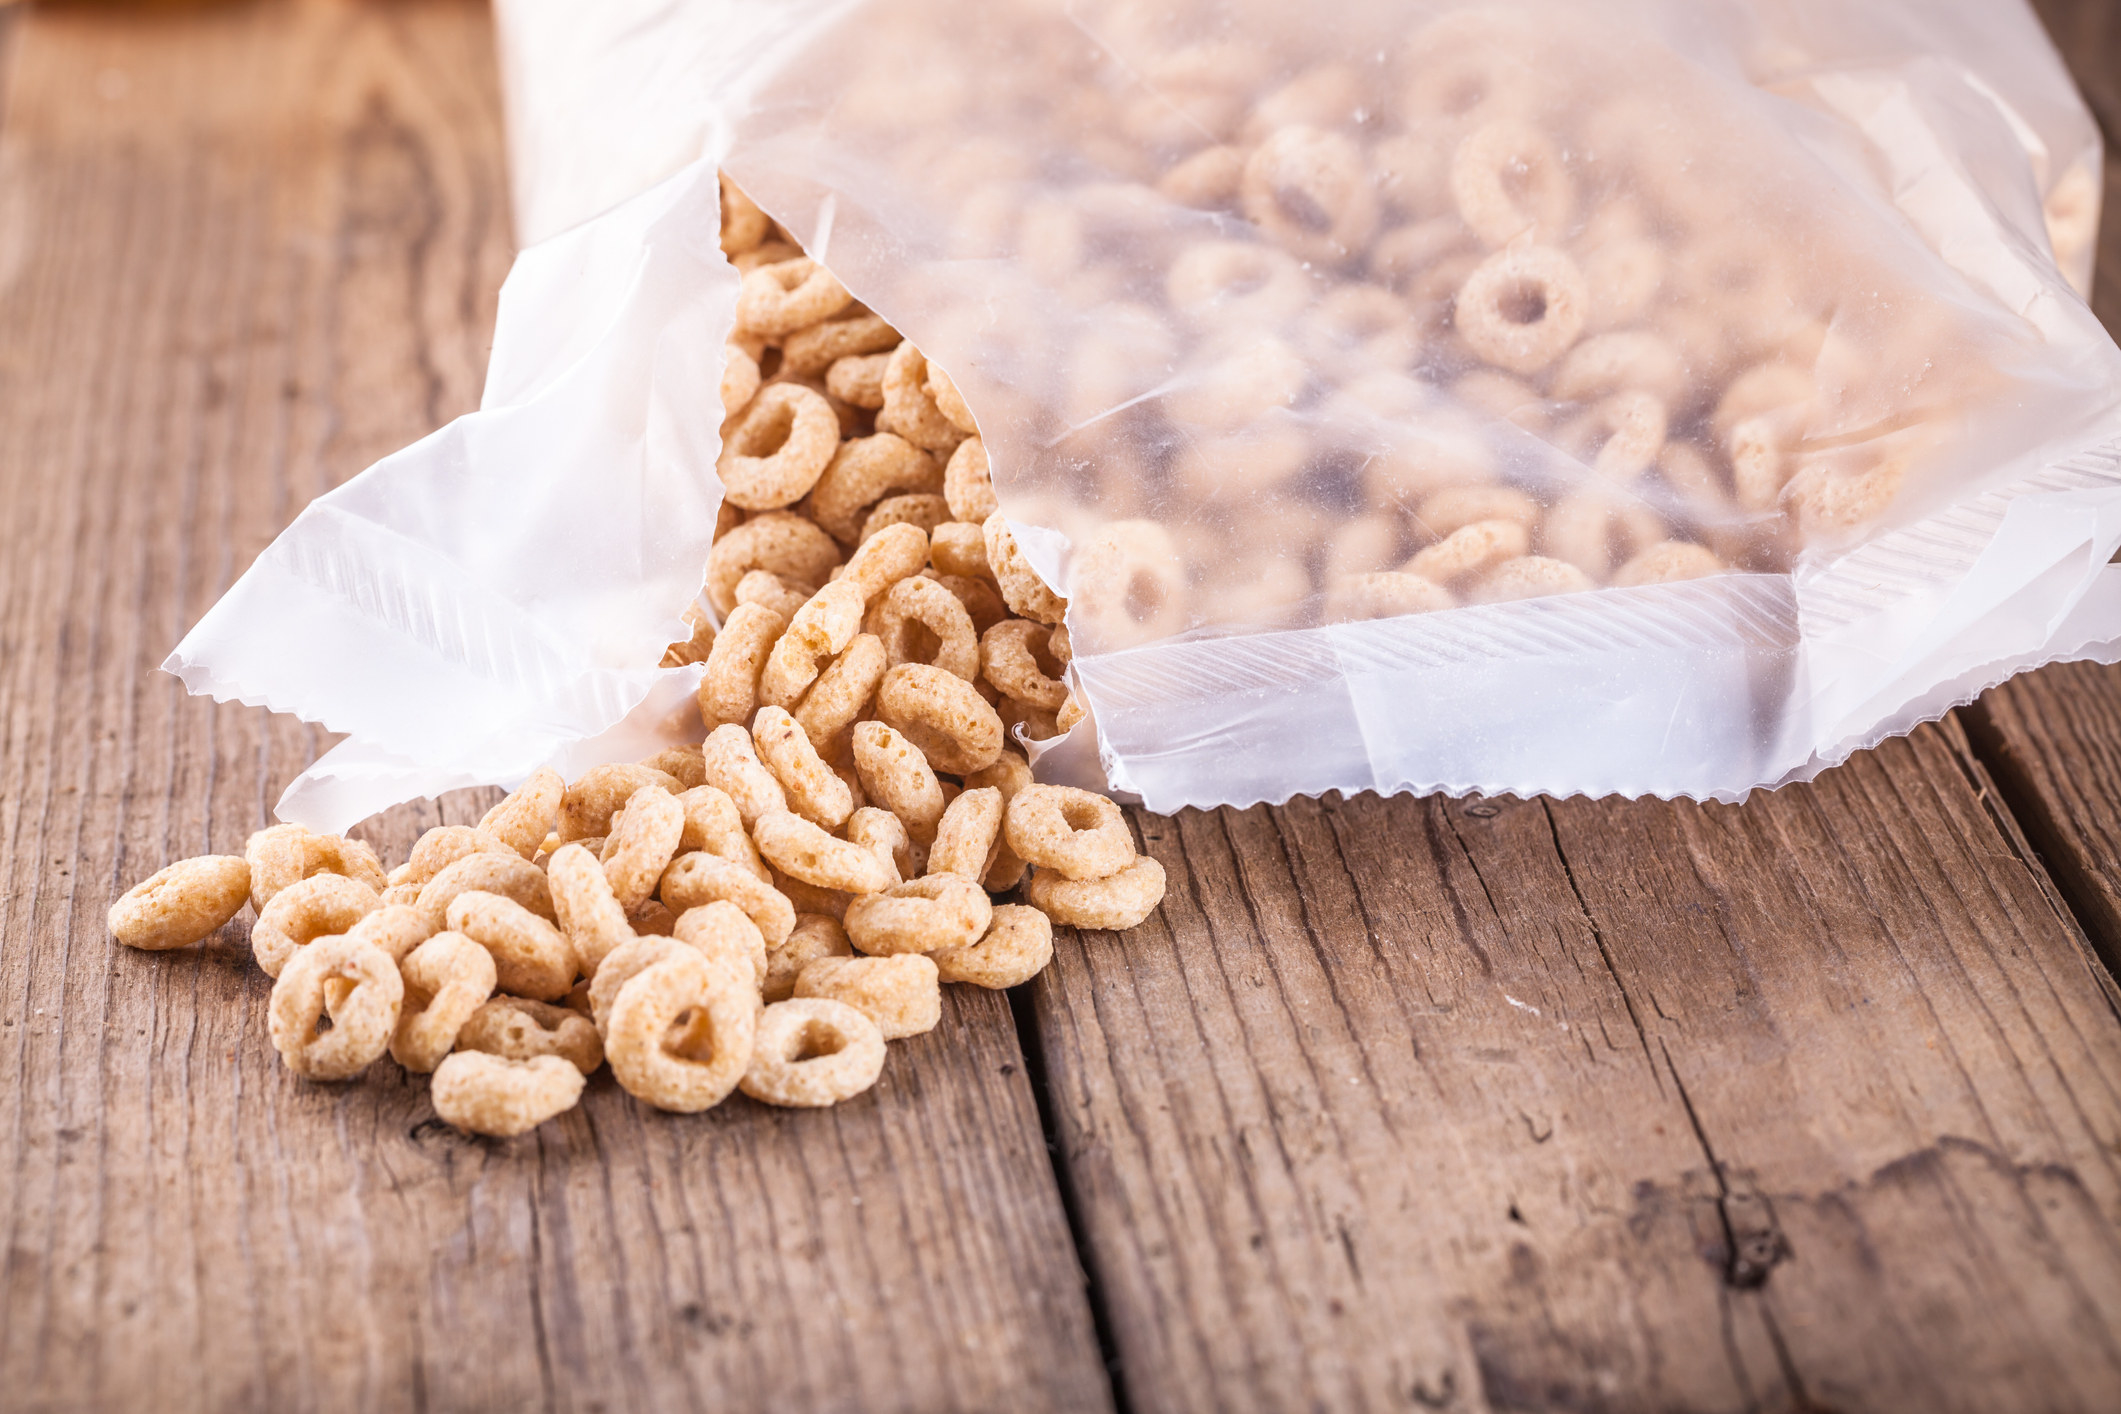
[1032,722,2121,1412]
[0,4,1111,1411]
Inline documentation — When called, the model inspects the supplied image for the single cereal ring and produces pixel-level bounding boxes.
[659,850,796,948]
[587,936,691,1033]
[1241,124,1378,263]
[1454,243,1586,375]
[760,579,867,710]
[963,750,1033,800]
[852,719,948,841]
[794,633,887,753]
[555,763,684,843]
[392,930,498,1072]
[1467,555,1595,604]
[765,913,853,1003]
[720,174,769,254]
[1166,240,1313,326]
[781,312,901,377]
[931,904,1054,989]
[603,784,685,912]
[845,807,916,885]
[735,569,811,621]
[839,521,931,601]
[543,843,636,981]
[871,574,980,681]
[395,825,515,892]
[1582,391,1667,481]
[1404,519,1530,586]
[720,342,761,417]
[1066,520,1187,651]
[1005,785,1136,881]
[109,855,251,951]
[826,351,891,409]
[268,934,401,1081]
[1324,572,1456,623]
[734,256,852,337]
[476,766,564,859]
[876,342,964,454]
[707,511,842,615]
[698,602,786,731]
[859,494,950,546]
[805,433,942,545]
[1450,121,1572,246]
[455,996,605,1075]
[417,851,557,932]
[1539,490,1663,580]
[675,784,773,882]
[845,875,992,956]
[741,999,886,1107]
[794,954,940,1040]
[753,706,855,830]
[699,724,789,827]
[755,810,896,896]
[982,512,1066,625]
[431,1052,585,1137]
[942,436,998,524]
[639,745,708,790]
[245,825,386,909]
[717,382,840,510]
[1613,540,1725,587]
[926,362,978,435]
[251,872,381,979]
[674,899,769,993]
[876,664,1005,777]
[925,787,1004,881]
[606,950,757,1112]
[1025,856,1167,931]
[344,904,436,966]
[928,520,993,583]
[447,890,579,1002]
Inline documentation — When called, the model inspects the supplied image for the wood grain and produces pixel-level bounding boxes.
[0,4,1110,1411]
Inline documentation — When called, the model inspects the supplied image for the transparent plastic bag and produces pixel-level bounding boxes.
[169,0,2121,830]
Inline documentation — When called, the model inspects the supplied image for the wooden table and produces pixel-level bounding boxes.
[6,2,2121,1409]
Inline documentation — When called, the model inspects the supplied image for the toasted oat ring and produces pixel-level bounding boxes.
[431,1051,585,1137]
[806,433,943,546]
[759,580,865,711]
[719,174,769,254]
[878,662,1006,777]
[1324,572,1456,623]
[721,342,761,416]
[734,256,852,337]
[639,745,708,791]
[341,904,436,970]
[1586,391,1667,481]
[391,930,498,1072]
[545,843,636,980]
[1454,243,1586,375]
[752,706,855,830]
[269,934,403,1080]
[928,521,993,583]
[1404,519,1530,586]
[981,513,1066,626]
[476,768,565,859]
[251,873,381,979]
[606,950,757,1112]
[740,999,886,1107]
[1026,856,1167,931]
[931,904,1054,989]
[735,569,811,621]
[718,382,840,510]
[674,899,769,993]
[930,572,1008,638]
[794,954,940,1039]
[699,724,790,827]
[587,935,691,1033]
[697,603,785,730]
[675,783,773,882]
[109,855,252,951]
[765,913,854,1003]
[781,312,901,377]
[845,806,916,885]
[826,352,891,409]
[1467,555,1595,604]
[417,851,557,935]
[244,825,387,909]
[876,342,964,454]
[1613,541,1725,588]
[925,362,978,435]
[1450,121,1573,246]
[976,623,1063,711]
[851,724,945,850]
[707,511,842,616]
[845,875,992,956]
[860,494,950,546]
[839,521,930,601]
[603,784,685,912]
[456,996,605,1075]
[794,633,887,753]
[446,890,579,1002]
[659,850,796,948]
[1165,240,1313,326]
[926,786,1004,882]
[1785,454,1906,539]
[754,810,897,896]
[1005,785,1136,881]
[1067,520,1188,651]
[555,762,683,843]
[872,575,980,681]
[1241,125,1378,263]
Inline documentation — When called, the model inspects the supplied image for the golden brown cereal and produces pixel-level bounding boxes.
[876,341,964,453]
[1242,124,1378,263]
[930,904,1054,990]
[720,174,770,254]
[982,512,1066,625]
[1006,785,1136,881]
[782,311,901,376]
[735,256,853,337]
[396,825,515,891]
[659,851,796,948]
[587,935,692,1033]
[546,842,636,980]
[1324,571,1456,622]
[606,950,757,1112]
[707,511,842,615]
[720,342,761,417]
[431,1052,585,1137]
[826,351,891,409]
[556,763,684,843]
[392,930,498,1072]
[108,855,251,951]
[839,521,930,601]
[932,572,1010,637]
[963,750,1033,800]
[674,899,769,992]
[1468,555,1595,604]
[268,935,402,1081]
[1613,540,1725,587]
[852,720,947,844]
[675,784,773,882]
[1454,243,1587,375]
[735,569,812,621]
[740,999,887,1108]
[926,787,1004,881]
[794,633,887,753]
[875,663,1006,776]
[845,875,992,956]
[699,723,790,826]
[760,578,866,709]
[639,745,709,790]
[926,361,978,436]
[928,520,992,582]
[980,620,1068,710]
[664,605,720,669]
[943,438,999,524]
[1404,519,1530,586]
[699,602,787,730]
[600,784,686,913]
[794,954,941,1040]
[806,433,943,545]
[345,904,436,966]
[1026,856,1168,931]
[844,807,915,885]
[765,913,854,1003]
[718,381,841,510]
[251,873,382,979]
[859,493,951,546]
[456,996,605,1075]
[417,850,557,930]
[754,809,897,895]
[872,574,980,680]
[478,767,566,859]
[1579,390,1668,481]
[246,824,385,909]
[446,891,579,1002]
[752,705,855,830]
[1055,694,1087,736]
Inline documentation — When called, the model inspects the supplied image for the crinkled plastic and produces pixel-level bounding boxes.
[168,0,2121,832]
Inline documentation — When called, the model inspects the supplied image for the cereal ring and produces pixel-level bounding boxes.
[1005,785,1136,881]
[268,934,401,1080]
[826,351,891,409]
[1450,121,1572,246]
[925,362,978,436]
[1404,519,1530,586]
[251,872,381,979]
[928,520,992,583]
[982,512,1066,625]
[752,706,855,830]
[860,494,951,546]
[1398,10,1540,127]
[1164,333,1309,429]
[720,174,769,255]
[1067,520,1188,651]
[717,382,840,510]
[931,904,1053,990]
[876,342,964,454]
[707,511,842,616]
[659,851,796,948]
[963,750,1032,799]
[344,903,436,967]
[1727,418,1791,513]
[542,844,635,981]
[794,633,887,753]
[794,954,940,1040]
[851,720,948,843]
[606,950,757,1112]
[732,240,801,274]
[734,256,852,337]
[1613,540,1725,588]
[741,999,886,1107]
[674,899,769,993]
[773,867,852,924]
[446,891,579,1002]
[1241,125,1378,263]
[1785,455,1905,539]
[845,807,916,885]
[556,763,683,843]
[417,850,557,931]
[698,602,786,731]
[735,570,811,622]
[938,441,1001,532]
[1539,490,1663,580]
[245,824,385,910]
[456,996,605,1075]
[638,745,708,790]
[781,312,901,377]
[1166,240,1313,326]
[720,342,761,417]
[587,936,691,1034]
[1324,571,1455,623]
[765,913,854,1003]
[602,784,685,912]
[699,724,790,827]
[1550,331,1686,405]
[1467,555,1595,604]
[392,930,497,1072]
[431,1052,585,1137]
[1454,243,1586,375]
[839,521,930,601]
[978,621,1066,711]
[759,579,868,712]
[1025,856,1167,931]
[396,825,514,891]
[108,855,251,951]
[477,766,565,859]
[805,433,943,545]
[676,784,773,882]
[871,575,980,681]
[845,875,992,956]
[1579,391,1667,481]
[926,787,1004,881]
[755,810,896,896]
[930,573,1009,639]
[876,663,1005,777]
